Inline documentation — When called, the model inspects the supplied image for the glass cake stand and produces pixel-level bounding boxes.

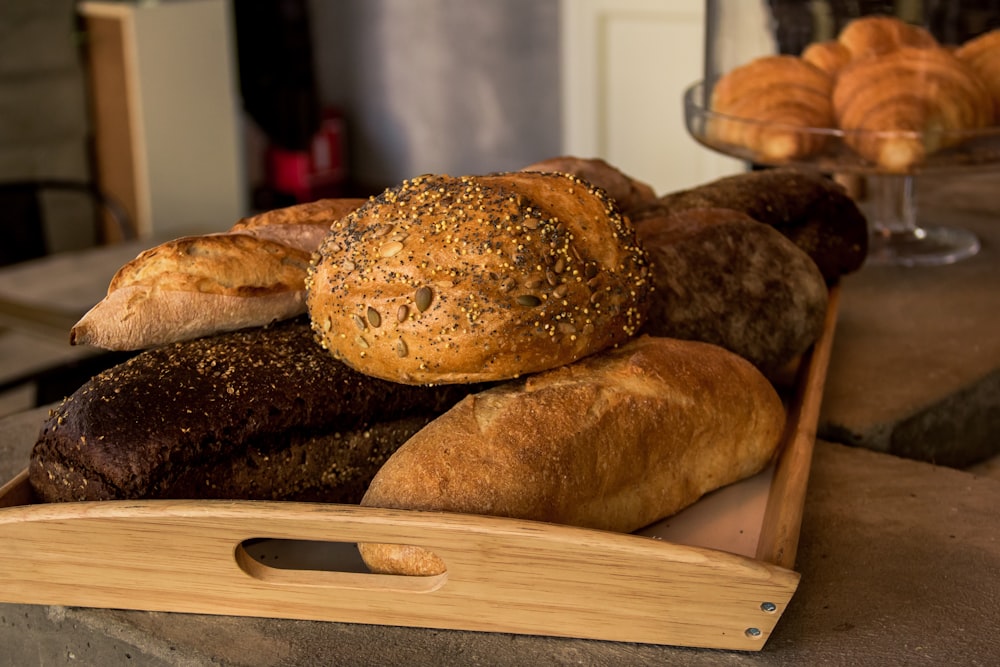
[684,81,1000,267]
[694,0,1000,267]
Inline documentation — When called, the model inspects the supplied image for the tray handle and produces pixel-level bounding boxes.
[0,498,798,650]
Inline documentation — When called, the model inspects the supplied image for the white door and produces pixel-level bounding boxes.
[561,0,744,196]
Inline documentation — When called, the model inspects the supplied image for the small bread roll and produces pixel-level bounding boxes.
[306,172,651,385]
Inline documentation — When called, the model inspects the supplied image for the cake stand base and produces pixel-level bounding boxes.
[866,225,981,267]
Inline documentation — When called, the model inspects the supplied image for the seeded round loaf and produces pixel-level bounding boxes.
[306,172,651,384]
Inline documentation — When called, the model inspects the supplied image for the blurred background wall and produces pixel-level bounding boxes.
[0,0,95,257]
[308,0,561,190]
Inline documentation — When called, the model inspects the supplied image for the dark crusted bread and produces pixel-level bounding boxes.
[30,318,476,503]
[306,172,651,385]
[635,207,828,379]
[638,168,868,282]
[519,156,658,217]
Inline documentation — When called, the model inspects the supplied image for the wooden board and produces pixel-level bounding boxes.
[0,288,839,650]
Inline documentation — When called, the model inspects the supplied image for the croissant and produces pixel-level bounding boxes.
[955,28,1000,123]
[801,40,852,77]
[708,55,834,162]
[837,15,938,60]
[832,47,994,171]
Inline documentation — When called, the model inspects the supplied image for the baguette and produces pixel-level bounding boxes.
[70,198,365,351]
[358,335,786,575]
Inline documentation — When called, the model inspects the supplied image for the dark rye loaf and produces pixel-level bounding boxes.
[635,207,828,379]
[29,318,477,503]
[637,168,869,283]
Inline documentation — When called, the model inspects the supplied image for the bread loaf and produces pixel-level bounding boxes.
[70,198,365,351]
[229,197,367,252]
[707,55,834,161]
[70,234,313,351]
[358,335,786,576]
[306,172,651,385]
[635,208,828,378]
[643,168,869,282]
[31,318,477,502]
[519,156,658,217]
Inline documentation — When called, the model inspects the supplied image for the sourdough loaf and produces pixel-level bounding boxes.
[306,172,651,385]
[31,318,477,502]
[635,207,827,379]
[359,335,786,576]
[70,198,365,351]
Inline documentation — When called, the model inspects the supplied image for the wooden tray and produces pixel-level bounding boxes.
[0,288,839,651]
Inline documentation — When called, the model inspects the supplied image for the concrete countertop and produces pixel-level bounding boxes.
[820,170,1000,468]
[0,171,998,665]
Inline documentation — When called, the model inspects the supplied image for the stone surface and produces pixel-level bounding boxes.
[819,171,1000,467]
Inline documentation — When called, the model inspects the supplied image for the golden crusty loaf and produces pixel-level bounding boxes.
[707,54,835,161]
[358,335,786,575]
[519,156,658,217]
[306,172,651,385]
[955,28,1000,123]
[833,46,993,171]
[70,198,364,351]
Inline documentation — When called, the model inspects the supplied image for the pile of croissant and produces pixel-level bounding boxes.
[708,15,1000,172]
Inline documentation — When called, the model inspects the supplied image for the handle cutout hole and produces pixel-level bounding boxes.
[235,538,447,593]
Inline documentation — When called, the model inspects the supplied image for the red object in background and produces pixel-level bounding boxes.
[266,108,347,203]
